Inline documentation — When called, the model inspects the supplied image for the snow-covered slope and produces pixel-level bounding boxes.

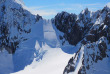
[0,0,42,53]
[0,49,14,74]
[62,5,110,74]
[0,0,44,73]
[0,0,110,74]
[12,44,73,74]
[0,0,74,74]
[64,37,110,74]
[12,18,74,74]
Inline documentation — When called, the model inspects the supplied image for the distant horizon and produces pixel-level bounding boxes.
[23,0,110,19]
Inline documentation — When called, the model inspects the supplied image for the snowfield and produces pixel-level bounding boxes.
[11,19,74,74]
[0,0,110,74]
[12,44,73,74]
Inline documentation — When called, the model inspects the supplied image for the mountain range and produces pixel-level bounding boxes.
[0,0,110,74]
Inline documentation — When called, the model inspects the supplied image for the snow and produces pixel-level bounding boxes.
[43,20,59,48]
[0,49,14,74]
[79,21,84,27]
[86,57,110,74]
[74,46,84,74]
[93,10,107,30]
[1,0,110,74]
[52,21,79,54]
[5,8,74,73]
[14,0,24,5]
[103,25,108,30]
[35,40,40,50]
[14,0,28,10]
[12,43,73,74]
[11,18,45,72]
[84,37,110,74]
[68,46,84,74]
[11,18,75,74]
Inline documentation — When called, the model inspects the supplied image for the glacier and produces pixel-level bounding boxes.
[0,0,110,74]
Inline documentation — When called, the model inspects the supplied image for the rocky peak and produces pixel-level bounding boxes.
[81,8,89,14]
[53,8,94,45]
[63,6,110,74]
[78,8,92,25]
[64,36,110,74]
[0,0,42,54]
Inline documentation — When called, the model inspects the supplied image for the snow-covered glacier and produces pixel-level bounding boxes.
[0,0,76,74]
[0,0,110,74]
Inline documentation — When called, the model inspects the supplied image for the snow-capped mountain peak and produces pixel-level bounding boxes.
[0,0,110,74]
[81,8,89,14]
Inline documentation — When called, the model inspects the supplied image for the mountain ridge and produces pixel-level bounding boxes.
[0,0,110,74]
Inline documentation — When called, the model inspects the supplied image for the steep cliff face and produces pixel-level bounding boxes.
[53,9,94,45]
[0,0,43,73]
[0,0,110,74]
[53,8,107,46]
[62,6,110,74]
[0,0,42,54]
[64,37,110,74]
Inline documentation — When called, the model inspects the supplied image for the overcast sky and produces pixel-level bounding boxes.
[23,0,110,19]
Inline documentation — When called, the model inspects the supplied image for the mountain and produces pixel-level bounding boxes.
[0,0,42,54]
[0,0,43,73]
[56,6,110,74]
[0,0,110,74]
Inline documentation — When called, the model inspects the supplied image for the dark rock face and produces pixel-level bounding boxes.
[53,7,110,46]
[54,11,77,33]
[53,10,93,45]
[62,6,110,74]
[98,41,107,58]
[36,14,42,22]
[0,0,110,74]
[54,11,79,45]
[63,57,75,74]
[86,35,96,42]
[64,48,82,74]
[64,37,109,74]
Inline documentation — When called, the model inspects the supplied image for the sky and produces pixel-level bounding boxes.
[23,0,110,19]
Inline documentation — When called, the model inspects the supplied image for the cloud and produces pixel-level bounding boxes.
[31,10,57,16]
[106,2,110,8]
[26,3,105,19]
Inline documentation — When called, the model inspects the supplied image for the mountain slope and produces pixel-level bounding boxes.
[12,44,73,74]
[64,37,110,74]
[62,6,110,74]
[0,0,74,74]
[12,19,74,74]
[0,0,42,54]
[0,0,110,74]
[0,0,43,73]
